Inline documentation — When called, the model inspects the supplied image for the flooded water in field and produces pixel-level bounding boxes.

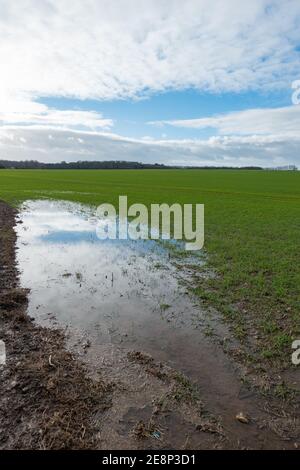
[17,201,204,338]
[16,200,204,354]
[16,200,213,370]
[15,200,289,449]
[15,200,239,386]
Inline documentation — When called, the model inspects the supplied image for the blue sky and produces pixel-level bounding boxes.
[41,88,292,140]
[1,0,300,167]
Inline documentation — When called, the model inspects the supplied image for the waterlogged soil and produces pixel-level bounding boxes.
[0,201,111,449]
[0,199,299,449]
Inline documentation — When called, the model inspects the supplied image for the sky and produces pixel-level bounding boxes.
[0,0,300,167]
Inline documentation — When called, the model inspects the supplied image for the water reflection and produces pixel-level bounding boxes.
[16,200,271,449]
[16,200,202,357]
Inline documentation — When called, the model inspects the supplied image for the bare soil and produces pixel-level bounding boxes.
[0,201,111,449]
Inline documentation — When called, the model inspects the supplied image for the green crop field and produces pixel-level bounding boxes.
[0,168,299,367]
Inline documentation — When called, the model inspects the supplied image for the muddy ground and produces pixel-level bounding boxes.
[0,200,299,449]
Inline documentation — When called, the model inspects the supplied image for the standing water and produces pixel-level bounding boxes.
[16,200,208,370]
[15,200,285,449]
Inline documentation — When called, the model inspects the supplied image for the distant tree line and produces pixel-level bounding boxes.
[0,160,168,169]
[0,159,264,170]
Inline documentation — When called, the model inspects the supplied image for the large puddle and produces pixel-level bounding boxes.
[15,200,239,387]
[15,200,286,449]
[16,200,208,372]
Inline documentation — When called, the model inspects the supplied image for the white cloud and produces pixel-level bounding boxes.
[0,126,299,168]
[1,0,300,109]
[0,1,300,167]
[149,105,300,138]
[0,106,113,130]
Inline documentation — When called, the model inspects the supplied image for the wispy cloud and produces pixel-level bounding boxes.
[0,106,113,130]
[149,105,300,138]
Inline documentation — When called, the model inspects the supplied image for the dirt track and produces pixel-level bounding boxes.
[0,200,299,450]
